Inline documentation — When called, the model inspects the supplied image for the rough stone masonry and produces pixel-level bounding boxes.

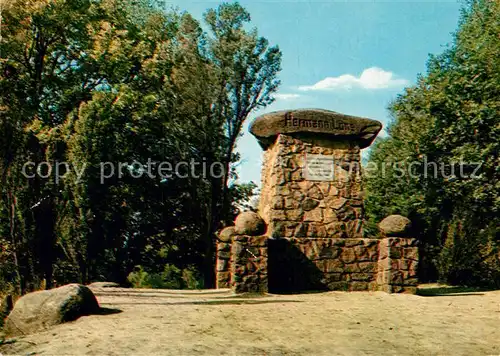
[216,109,419,294]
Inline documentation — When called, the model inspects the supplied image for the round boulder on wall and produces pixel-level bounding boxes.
[219,226,236,241]
[379,215,412,236]
[234,211,266,236]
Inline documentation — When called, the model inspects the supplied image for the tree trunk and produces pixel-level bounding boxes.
[202,177,220,289]
[7,188,23,295]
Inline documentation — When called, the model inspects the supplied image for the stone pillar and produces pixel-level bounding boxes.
[376,215,419,293]
[216,226,235,289]
[259,134,364,240]
[216,240,232,289]
[250,109,382,240]
[377,237,419,293]
[231,235,268,293]
[216,213,268,293]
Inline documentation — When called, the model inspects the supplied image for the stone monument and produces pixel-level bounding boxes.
[216,109,418,294]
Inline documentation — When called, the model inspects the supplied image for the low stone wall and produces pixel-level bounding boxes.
[269,238,379,292]
[216,236,418,294]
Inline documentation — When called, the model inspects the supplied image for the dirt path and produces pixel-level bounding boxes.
[1,285,500,355]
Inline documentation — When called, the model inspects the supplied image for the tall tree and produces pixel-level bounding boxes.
[365,0,500,286]
[200,3,282,287]
[1,0,280,292]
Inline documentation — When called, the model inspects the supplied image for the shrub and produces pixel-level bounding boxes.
[182,266,203,289]
[127,266,151,288]
[127,264,203,289]
[158,264,183,289]
[436,219,500,288]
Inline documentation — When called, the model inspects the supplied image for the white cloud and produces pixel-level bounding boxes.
[298,67,409,91]
[274,93,302,100]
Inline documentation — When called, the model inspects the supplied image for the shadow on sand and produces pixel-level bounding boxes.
[101,299,301,306]
[416,285,498,297]
[94,307,123,315]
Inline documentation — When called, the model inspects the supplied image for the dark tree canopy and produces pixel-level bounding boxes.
[0,0,281,293]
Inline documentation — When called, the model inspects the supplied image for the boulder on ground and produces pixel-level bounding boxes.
[379,215,412,236]
[234,212,266,236]
[88,281,120,288]
[219,226,236,242]
[4,284,99,336]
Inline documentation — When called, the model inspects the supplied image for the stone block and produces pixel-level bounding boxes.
[219,228,235,242]
[344,239,363,247]
[328,197,348,210]
[389,247,402,259]
[403,247,419,261]
[408,260,419,277]
[358,262,377,273]
[217,242,231,252]
[340,248,356,264]
[303,207,323,222]
[250,235,269,247]
[354,245,367,258]
[292,223,307,238]
[272,196,284,210]
[270,209,287,221]
[322,273,342,283]
[307,224,327,238]
[317,259,344,273]
[216,272,231,289]
[378,241,389,260]
[284,196,300,209]
[326,222,346,237]
[217,259,229,272]
[318,245,341,260]
[390,271,404,285]
[349,282,369,291]
[286,209,304,220]
[344,263,361,273]
[302,198,319,211]
[307,185,324,200]
[326,281,349,291]
[349,273,373,282]
[323,208,339,224]
[218,250,231,259]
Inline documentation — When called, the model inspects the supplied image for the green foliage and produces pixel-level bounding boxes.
[436,220,500,288]
[0,0,280,292]
[366,0,500,285]
[127,264,203,289]
[182,266,204,290]
[157,264,183,289]
[0,239,16,296]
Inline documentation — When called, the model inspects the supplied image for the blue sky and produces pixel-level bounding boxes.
[164,0,463,185]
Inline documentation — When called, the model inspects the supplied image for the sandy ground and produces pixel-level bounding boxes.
[1,285,499,356]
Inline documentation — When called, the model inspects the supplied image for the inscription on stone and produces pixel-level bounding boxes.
[284,112,355,131]
[304,153,335,181]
